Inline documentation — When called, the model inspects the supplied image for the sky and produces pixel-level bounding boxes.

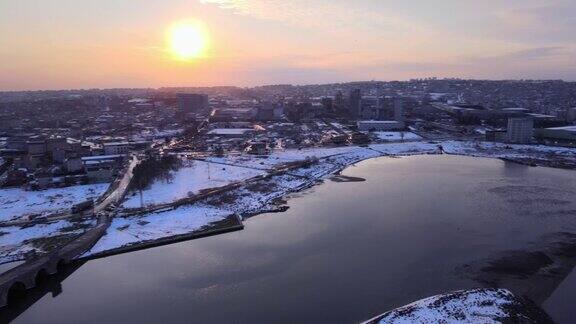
[1,0,575,90]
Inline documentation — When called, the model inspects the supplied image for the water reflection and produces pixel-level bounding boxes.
[0,261,85,323]
[7,155,576,323]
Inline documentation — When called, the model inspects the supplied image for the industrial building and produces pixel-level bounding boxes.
[506,117,534,144]
[357,120,405,132]
[535,126,576,147]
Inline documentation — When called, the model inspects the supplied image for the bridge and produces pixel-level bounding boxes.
[0,155,138,308]
[0,155,318,308]
[0,215,109,307]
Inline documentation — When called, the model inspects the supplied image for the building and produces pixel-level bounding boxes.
[207,128,255,138]
[485,130,507,142]
[84,160,116,182]
[103,142,131,155]
[357,120,405,132]
[321,97,333,113]
[535,126,576,147]
[334,91,345,113]
[27,140,46,155]
[394,97,404,123]
[81,155,124,182]
[246,140,269,155]
[102,141,150,155]
[256,102,275,121]
[359,96,403,121]
[178,93,209,113]
[557,107,576,122]
[65,157,84,173]
[506,117,533,144]
[348,89,361,118]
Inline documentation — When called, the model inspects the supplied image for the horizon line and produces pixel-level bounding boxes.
[2,77,576,94]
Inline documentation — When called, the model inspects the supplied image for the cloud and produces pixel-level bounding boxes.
[492,2,576,43]
[478,46,568,61]
[199,0,434,38]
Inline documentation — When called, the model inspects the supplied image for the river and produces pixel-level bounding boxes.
[6,155,576,323]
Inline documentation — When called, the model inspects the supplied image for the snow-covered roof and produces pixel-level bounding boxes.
[548,125,576,132]
[81,154,123,161]
[207,128,254,135]
[358,120,402,125]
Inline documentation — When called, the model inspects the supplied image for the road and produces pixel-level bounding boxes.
[93,155,138,213]
[0,155,139,227]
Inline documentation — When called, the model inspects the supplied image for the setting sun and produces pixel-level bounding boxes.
[167,20,209,61]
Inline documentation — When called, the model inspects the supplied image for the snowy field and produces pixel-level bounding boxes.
[372,131,422,142]
[442,140,576,158]
[0,219,96,264]
[204,146,373,170]
[5,140,575,264]
[0,183,109,222]
[369,288,547,323]
[122,160,267,208]
[83,205,231,256]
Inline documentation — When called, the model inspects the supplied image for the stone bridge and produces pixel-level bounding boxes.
[0,216,110,307]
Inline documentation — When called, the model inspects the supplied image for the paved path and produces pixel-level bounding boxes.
[0,155,139,228]
[94,155,138,213]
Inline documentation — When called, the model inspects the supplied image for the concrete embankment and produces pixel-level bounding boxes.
[82,213,244,260]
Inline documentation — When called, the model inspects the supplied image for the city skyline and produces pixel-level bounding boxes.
[1,0,576,91]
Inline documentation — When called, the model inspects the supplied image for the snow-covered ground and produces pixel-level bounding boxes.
[367,288,549,323]
[0,219,96,264]
[205,145,377,170]
[372,131,422,142]
[0,183,109,222]
[83,205,232,256]
[4,140,574,264]
[442,140,576,158]
[122,160,267,208]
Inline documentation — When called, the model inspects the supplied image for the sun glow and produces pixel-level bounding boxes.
[167,20,210,61]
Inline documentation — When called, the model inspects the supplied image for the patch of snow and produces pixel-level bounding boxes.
[373,131,422,142]
[0,184,109,222]
[83,205,231,256]
[369,288,537,324]
[0,219,96,264]
[122,160,266,208]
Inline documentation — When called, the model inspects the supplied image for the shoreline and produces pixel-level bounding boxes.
[1,143,575,320]
[3,140,575,266]
[81,213,244,261]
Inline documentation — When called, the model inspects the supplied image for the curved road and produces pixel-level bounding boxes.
[0,155,139,228]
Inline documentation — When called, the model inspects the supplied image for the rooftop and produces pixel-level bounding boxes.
[207,128,254,135]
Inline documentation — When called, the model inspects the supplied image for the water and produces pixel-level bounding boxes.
[8,155,576,323]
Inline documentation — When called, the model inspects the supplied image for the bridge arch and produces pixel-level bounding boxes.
[6,281,26,305]
[34,269,49,285]
[56,259,67,271]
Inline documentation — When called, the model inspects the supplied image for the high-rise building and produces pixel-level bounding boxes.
[394,97,404,123]
[507,117,533,144]
[334,91,345,109]
[348,89,361,118]
[177,93,209,113]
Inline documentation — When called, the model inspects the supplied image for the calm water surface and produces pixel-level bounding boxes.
[10,155,576,323]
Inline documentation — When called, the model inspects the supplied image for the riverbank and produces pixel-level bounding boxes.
[5,153,576,323]
[82,213,244,260]
[2,140,575,265]
[363,288,552,323]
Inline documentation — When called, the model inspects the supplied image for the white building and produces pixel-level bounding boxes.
[506,117,533,144]
[103,142,131,155]
[207,128,255,138]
